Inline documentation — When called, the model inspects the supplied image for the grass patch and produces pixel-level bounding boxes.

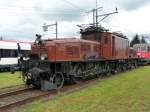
[19,66,150,112]
[0,72,23,89]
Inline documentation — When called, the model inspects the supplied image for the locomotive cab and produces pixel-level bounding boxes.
[80,26,129,60]
[133,44,150,64]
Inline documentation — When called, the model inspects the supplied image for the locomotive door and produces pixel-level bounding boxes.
[112,36,115,58]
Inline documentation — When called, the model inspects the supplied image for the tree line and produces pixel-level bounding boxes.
[130,34,147,47]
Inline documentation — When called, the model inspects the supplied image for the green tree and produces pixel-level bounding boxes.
[130,34,141,47]
[141,35,147,43]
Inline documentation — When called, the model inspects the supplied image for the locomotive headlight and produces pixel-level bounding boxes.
[41,54,48,60]
[27,72,32,77]
[23,57,30,61]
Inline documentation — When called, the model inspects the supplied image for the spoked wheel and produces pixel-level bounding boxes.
[52,73,64,89]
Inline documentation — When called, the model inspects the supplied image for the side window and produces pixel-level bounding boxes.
[1,49,13,57]
[141,46,147,52]
[5,49,10,57]
[7,50,11,57]
[10,50,16,57]
[96,34,101,40]
[14,50,18,57]
[1,49,3,57]
[3,49,6,57]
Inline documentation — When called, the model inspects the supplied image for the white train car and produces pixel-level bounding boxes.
[0,40,31,71]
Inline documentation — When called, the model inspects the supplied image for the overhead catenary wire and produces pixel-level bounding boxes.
[0,0,92,17]
[0,5,84,17]
[60,0,86,12]
[0,10,83,17]
[0,5,84,12]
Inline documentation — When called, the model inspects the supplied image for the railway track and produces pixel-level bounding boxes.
[0,87,49,111]
[0,86,33,98]
[0,84,25,92]
[0,78,100,112]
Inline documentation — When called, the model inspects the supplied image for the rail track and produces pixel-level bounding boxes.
[0,78,100,112]
[0,84,25,92]
[0,86,33,99]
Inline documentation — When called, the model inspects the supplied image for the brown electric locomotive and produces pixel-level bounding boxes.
[22,26,138,91]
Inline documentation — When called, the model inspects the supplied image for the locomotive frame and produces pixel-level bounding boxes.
[22,57,138,91]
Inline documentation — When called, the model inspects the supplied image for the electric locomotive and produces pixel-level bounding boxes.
[133,44,150,64]
[21,26,139,91]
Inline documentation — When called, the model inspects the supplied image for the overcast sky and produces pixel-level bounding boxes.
[0,0,150,42]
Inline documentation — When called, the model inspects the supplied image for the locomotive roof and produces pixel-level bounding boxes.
[133,43,150,47]
[80,26,128,39]
[111,32,128,39]
[42,38,100,44]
